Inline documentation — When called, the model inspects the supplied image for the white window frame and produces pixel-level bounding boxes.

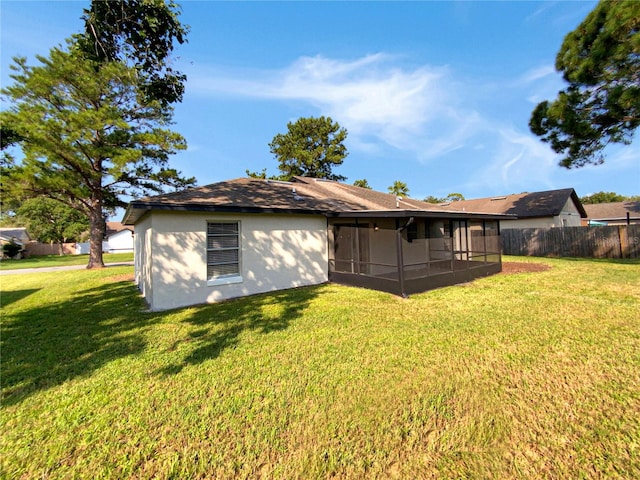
[206,221,243,286]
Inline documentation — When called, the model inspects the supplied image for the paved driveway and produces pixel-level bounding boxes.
[0,262,134,275]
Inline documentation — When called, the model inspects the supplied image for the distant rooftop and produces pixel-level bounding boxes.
[441,188,587,219]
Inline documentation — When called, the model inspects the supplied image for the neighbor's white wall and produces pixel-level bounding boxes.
[75,229,134,254]
[105,229,134,252]
[145,211,328,311]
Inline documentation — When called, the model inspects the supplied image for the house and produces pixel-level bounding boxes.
[0,228,31,257]
[0,227,31,245]
[0,227,31,258]
[441,188,587,229]
[123,177,509,311]
[75,222,134,254]
[103,222,134,253]
[583,202,640,226]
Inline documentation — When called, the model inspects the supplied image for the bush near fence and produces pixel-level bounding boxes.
[501,225,639,259]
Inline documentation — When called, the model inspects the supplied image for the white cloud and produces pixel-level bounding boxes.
[186,54,479,160]
[186,53,605,197]
[513,64,565,105]
[518,65,556,84]
[468,127,560,194]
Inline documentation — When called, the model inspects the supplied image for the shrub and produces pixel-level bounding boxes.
[2,241,23,259]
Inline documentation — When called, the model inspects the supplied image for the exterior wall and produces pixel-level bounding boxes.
[76,230,134,254]
[365,219,397,276]
[134,215,153,306]
[142,211,328,311]
[500,217,559,229]
[557,198,584,227]
[501,199,583,229]
[105,229,134,252]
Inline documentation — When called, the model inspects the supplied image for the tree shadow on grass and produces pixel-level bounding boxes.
[1,288,40,308]
[1,279,157,406]
[2,275,323,402]
[560,257,640,265]
[158,285,322,375]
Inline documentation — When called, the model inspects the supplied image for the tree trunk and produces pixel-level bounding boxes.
[87,198,105,269]
[57,241,64,256]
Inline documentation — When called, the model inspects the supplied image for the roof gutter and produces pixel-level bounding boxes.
[121,201,334,225]
[396,216,414,298]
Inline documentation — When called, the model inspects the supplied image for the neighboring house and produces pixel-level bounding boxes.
[75,222,134,254]
[583,202,640,226]
[0,227,31,245]
[104,222,134,253]
[441,188,587,229]
[0,228,31,257]
[123,177,509,311]
[0,234,21,247]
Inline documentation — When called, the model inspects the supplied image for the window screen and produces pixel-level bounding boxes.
[207,222,240,279]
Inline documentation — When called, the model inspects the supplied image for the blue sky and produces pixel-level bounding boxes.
[2,1,639,204]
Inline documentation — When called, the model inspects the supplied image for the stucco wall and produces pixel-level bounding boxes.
[557,198,584,227]
[134,215,153,306]
[141,211,328,311]
[105,229,134,252]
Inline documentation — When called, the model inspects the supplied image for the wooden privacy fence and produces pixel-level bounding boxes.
[24,242,77,256]
[501,225,640,259]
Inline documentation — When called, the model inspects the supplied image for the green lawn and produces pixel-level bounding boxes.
[1,257,639,479]
[0,252,133,270]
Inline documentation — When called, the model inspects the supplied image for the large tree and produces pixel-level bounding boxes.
[423,193,466,204]
[79,0,188,106]
[2,43,193,268]
[353,179,372,189]
[580,191,638,204]
[18,198,89,255]
[268,116,348,181]
[529,0,640,168]
[0,124,22,219]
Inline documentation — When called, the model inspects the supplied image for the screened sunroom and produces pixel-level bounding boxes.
[328,212,503,297]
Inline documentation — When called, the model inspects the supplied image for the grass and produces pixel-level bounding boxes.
[1,256,639,479]
[0,252,133,270]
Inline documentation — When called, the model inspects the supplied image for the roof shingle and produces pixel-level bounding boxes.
[440,188,587,219]
[584,201,640,221]
[122,176,499,225]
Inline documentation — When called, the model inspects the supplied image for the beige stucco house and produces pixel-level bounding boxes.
[123,177,508,311]
[441,188,587,229]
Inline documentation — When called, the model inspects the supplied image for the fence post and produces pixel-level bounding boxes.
[619,225,629,259]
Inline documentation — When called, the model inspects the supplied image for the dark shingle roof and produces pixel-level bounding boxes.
[584,201,640,221]
[122,177,507,225]
[440,188,587,219]
[0,227,31,242]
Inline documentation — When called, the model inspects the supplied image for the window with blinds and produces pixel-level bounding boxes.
[207,222,240,280]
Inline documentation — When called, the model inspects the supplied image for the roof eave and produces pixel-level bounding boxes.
[330,209,515,221]
[570,189,589,218]
[122,202,332,225]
